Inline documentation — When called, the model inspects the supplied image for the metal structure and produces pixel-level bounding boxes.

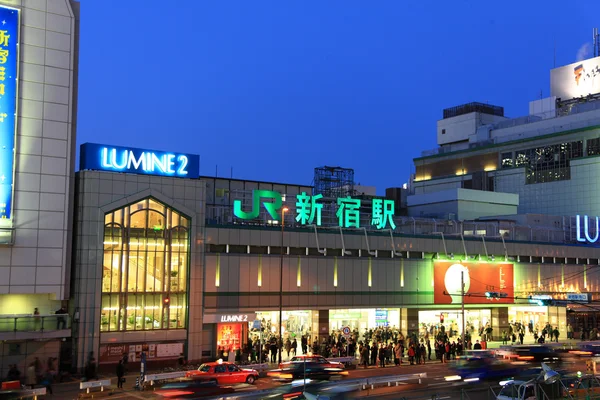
[313,166,355,226]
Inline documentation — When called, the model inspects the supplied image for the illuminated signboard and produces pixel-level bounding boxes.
[233,189,396,229]
[576,214,599,243]
[551,56,600,100]
[80,143,200,179]
[0,6,19,220]
[433,261,514,305]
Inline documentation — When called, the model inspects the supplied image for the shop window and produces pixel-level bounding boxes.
[100,197,190,332]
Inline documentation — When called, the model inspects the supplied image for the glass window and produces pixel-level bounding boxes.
[588,138,600,156]
[101,197,190,332]
[501,152,513,168]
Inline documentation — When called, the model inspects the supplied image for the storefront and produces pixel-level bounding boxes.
[203,313,255,354]
[329,308,401,332]
[418,309,491,339]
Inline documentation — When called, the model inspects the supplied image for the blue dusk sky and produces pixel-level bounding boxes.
[77,1,600,193]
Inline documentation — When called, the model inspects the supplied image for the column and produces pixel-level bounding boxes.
[491,307,509,342]
[317,310,329,344]
[406,308,419,337]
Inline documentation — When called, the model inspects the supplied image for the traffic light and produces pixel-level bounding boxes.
[164,297,170,305]
[440,313,445,324]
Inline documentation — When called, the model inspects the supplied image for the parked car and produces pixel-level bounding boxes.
[185,361,259,384]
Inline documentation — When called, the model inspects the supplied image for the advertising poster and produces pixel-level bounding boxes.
[434,261,514,305]
[99,342,184,364]
[217,323,244,351]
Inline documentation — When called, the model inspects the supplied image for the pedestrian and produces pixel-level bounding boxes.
[378,344,386,368]
[360,345,368,369]
[116,359,125,389]
[84,358,97,381]
[394,342,401,366]
[26,363,36,389]
[55,306,67,329]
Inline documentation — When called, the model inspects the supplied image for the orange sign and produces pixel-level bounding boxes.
[217,323,243,352]
[434,261,514,304]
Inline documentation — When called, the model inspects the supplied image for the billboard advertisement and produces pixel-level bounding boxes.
[98,341,184,364]
[434,261,514,304]
[0,6,19,220]
[550,56,600,100]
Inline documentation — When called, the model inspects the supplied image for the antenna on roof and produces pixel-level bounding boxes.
[594,28,599,58]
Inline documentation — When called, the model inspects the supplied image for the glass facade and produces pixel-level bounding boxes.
[101,198,190,332]
[513,141,583,184]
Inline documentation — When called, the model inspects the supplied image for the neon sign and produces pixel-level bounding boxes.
[0,6,19,220]
[576,214,600,243]
[80,143,200,179]
[233,189,396,229]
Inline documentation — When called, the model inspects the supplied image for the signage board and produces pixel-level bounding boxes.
[203,313,256,324]
[0,6,19,220]
[575,215,600,243]
[434,261,514,305]
[551,56,600,100]
[567,293,590,303]
[233,189,396,230]
[79,143,200,179]
[98,342,183,364]
[375,309,388,327]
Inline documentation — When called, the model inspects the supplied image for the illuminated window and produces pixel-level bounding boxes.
[101,197,190,332]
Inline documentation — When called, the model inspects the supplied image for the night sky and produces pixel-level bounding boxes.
[76,1,600,194]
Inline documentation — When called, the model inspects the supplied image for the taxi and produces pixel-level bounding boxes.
[278,355,344,370]
[185,361,259,385]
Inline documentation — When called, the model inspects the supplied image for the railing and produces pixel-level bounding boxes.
[0,314,70,333]
[207,205,570,246]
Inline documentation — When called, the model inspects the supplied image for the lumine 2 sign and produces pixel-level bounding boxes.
[80,143,200,179]
[576,214,600,243]
[233,190,396,229]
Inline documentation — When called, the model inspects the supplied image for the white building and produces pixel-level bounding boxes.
[0,0,79,376]
[410,55,600,222]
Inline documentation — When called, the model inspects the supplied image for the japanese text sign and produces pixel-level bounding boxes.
[0,6,19,220]
[233,189,396,230]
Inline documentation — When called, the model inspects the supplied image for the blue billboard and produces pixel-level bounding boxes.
[0,6,19,220]
[80,143,200,179]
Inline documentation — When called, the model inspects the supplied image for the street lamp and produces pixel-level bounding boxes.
[278,206,289,365]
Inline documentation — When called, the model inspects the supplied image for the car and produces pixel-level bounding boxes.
[270,359,347,381]
[185,361,259,385]
[154,380,236,398]
[279,355,344,370]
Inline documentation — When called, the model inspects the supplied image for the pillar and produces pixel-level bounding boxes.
[491,307,509,342]
[317,310,329,343]
[406,308,419,337]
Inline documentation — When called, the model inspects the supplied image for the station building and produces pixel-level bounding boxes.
[2,4,600,374]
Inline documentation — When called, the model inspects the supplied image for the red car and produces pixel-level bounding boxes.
[185,361,259,385]
[279,355,344,370]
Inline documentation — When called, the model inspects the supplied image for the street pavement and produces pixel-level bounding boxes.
[32,337,589,399]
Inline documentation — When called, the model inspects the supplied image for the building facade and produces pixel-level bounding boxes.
[70,141,600,369]
[0,0,79,377]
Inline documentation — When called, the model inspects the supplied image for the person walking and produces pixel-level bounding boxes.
[360,345,369,369]
[378,344,386,368]
[394,342,402,366]
[116,359,125,389]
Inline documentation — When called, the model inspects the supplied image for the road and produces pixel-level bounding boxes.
[38,355,592,399]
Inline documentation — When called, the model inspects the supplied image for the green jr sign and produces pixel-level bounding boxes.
[233,190,396,230]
